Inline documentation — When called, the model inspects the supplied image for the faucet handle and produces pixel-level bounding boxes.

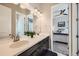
[9,34,12,38]
[9,34,14,39]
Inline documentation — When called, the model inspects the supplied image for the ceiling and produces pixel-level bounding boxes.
[13,3,57,13]
[29,3,57,13]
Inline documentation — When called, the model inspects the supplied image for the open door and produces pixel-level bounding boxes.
[51,3,72,56]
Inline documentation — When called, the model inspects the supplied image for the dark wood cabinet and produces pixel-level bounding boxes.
[18,36,49,56]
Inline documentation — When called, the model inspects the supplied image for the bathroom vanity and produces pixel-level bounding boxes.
[18,36,49,56]
[0,34,49,56]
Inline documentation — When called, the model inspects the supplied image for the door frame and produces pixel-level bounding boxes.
[71,4,77,56]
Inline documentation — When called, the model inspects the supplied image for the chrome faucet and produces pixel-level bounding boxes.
[10,34,20,42]
[15,34,20,42]
[12,34,16,42]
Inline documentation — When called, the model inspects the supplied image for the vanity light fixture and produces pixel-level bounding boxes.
[33,8,41,17]
[34,9,38,13]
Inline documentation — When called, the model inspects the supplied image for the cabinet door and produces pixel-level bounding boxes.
[18,37,49,56]
[31,37,49,56]
[18,43,40,56]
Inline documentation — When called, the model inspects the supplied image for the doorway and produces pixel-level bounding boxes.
[51,3,70,56]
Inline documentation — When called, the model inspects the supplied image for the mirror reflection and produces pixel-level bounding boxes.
[16,12,25,36]
[28,14,33,32]
[24,13,37,38]
[16,11,38,38]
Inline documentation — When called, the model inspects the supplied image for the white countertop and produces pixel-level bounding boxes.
[0,33,49,56]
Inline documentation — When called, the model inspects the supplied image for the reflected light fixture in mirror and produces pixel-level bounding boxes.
[13,3,29,9]
[20,3,29,9]
[33,8,41,17]
[34,9,37,12]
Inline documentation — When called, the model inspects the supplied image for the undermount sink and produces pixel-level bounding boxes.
[9,40,28,48]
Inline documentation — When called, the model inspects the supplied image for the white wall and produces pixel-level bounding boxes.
[36,4,52,34]
[71,4,77,55]
[0,5,11,38]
